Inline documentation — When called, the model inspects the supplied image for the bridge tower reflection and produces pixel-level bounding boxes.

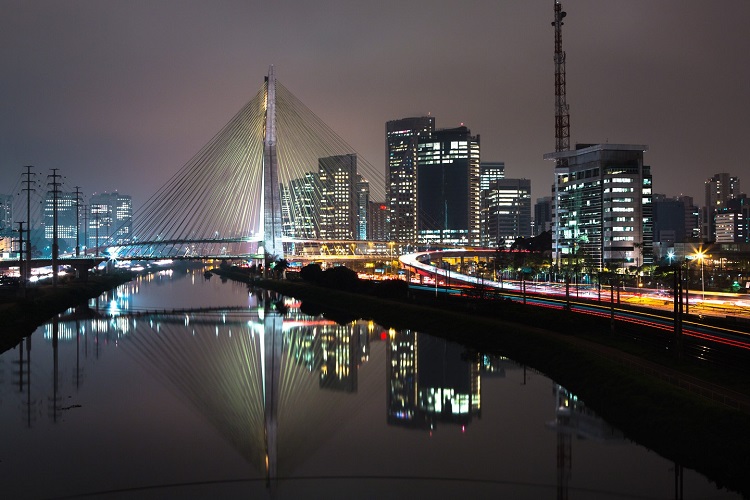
[261,289,283,488]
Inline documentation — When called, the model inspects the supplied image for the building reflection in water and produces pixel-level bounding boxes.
[1,273,694,497]
[386,330,484,433]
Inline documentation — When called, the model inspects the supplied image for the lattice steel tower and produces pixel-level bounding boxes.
[552,1,570,154]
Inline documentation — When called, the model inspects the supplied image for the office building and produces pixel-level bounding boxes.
[715,196,749,243]
[386,116,435,242]
[544,144,653,271]
[681,195,702,241]
[704,173,741,242]
[89,192,132,248]
[653,194,686,246]
[483,178,532,248]
[479,162,505,245]
[284,173,322,239]
[44,191,79,247]
[0,194,12,237]
[319,154,359,240]
[367,202,389,241]
[416,126,481,245]
[356,178,370,240]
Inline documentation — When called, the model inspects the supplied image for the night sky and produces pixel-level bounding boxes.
[1,0,748,208]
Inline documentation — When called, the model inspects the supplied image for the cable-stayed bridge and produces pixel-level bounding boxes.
[106,67,389,263]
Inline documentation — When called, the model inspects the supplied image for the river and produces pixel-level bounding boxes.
[0,266,740,499]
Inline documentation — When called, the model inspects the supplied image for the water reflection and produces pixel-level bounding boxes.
[0,271,739,498]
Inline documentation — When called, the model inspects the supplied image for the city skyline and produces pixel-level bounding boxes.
[1,1,748,208]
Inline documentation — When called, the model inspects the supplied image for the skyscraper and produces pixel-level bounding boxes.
[545,144,652,271]
[386,116,435,243]
[416,126,481,245]
[319,154,359,240]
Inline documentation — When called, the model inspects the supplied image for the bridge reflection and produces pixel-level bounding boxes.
[7,288,633,496]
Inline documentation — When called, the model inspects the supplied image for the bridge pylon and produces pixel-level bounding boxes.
[262,66,284,267]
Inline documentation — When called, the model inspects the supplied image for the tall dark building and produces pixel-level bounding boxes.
[416,126,481,245]
[653,194,686,245]
[534,196,553,236]
[386,117,435,243]
[367,201,389,241]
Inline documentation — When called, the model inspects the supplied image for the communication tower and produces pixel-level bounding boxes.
[552,1,570,154]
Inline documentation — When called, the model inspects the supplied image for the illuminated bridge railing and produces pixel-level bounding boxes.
[104,238,402,261]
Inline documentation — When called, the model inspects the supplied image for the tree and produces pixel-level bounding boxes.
[300,263,323,283]
[271,258,290,279]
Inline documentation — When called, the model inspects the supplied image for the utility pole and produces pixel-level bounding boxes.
[673,264,683,354]
[21,166,35,283]
[48,168,61,287]
[15,222,25,296]
[82,204,88,256]
[94,213,100,257]
[610,279,615,334]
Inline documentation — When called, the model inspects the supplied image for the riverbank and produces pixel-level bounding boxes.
[0,272,133,353]
[213,268,750,497]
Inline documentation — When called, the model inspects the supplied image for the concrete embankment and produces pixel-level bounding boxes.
[213,269,750,497]
[0,272,133,353]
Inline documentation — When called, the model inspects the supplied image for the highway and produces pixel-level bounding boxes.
[399,251,750,358]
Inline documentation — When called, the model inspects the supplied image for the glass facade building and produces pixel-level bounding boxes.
[386,117,435,242]
[319,154,361,240]
[416,126,481,246]
[545,144,652,271]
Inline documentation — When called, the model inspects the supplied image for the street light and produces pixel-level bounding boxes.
[695,250,706,301]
